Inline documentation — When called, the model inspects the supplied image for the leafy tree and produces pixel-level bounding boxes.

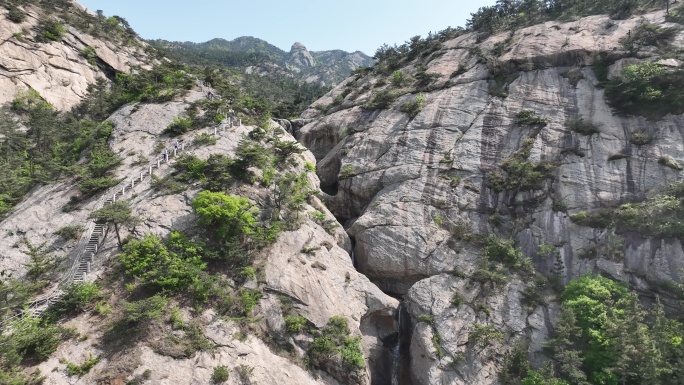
[89,201,140,247]
[120,232,206,292]
[0,314,65,366]
[192,191,257,242]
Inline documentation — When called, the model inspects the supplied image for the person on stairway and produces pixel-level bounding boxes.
[162,148,168,162]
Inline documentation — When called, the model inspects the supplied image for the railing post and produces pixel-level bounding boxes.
[122,186,125,195]
[182,142,185,151]
[214,127,217,136]
[157,159,160,168]
[239,119,242,126]
[131,179,134,188]
[228,117,231,127]
[87,262,91,273]
[174,148,177,157]
[112,194,116,203]
[140,172,143,181]
[95,243,98,253]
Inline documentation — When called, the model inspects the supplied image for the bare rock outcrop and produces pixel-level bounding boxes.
[297,9,684,384]
[290,42,316,68]
[0,4,151,111]
[5,89,397,384]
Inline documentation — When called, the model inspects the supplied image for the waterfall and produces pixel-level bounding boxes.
[391,303,402,385]
[390,303,412,385]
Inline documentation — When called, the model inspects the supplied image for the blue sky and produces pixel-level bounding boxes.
[77,0,496,55]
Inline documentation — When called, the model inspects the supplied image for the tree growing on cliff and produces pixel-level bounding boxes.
[191,191,257,242]
[89,201,140,247]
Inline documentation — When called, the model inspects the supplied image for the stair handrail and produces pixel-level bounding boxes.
[1,118,239,323]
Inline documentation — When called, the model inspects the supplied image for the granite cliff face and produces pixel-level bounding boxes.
[0,91,397,384]
[297,9,684,384]
[0,1,152,111]
[0,3,395,385]
[4,1,684,384]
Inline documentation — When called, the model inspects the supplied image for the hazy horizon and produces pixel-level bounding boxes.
[77,0,496,55]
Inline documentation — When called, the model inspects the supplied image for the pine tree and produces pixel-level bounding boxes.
[89,201,140,247]
[548,307,588,385]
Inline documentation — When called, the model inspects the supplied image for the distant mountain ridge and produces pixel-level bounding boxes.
[149,36,375,86]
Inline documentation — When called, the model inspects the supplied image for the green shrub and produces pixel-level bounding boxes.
[78,176,120,195]
[0,314,66,365]
[150,175,186,194]
[568,210,611,228]
[308,316,365,373]
[273,138,305,160]
[488,155,557,193]
[94,300,112,316]
[284,314,308,333]
[7,6,25,23]
[608,152,628,161]
[164,116,193,136]
[173,154,208,181]
[659,156,683,170]
[391,70,405,87]
[515,110,547,126]
[620,21,679,52]
[339,164,354,180]
[123,295,168,324]
[239,266,256,280]
[469,324,503,347]
[40,20,66,41]
[46,282,102,320]
[484,236,533,273]
[235,365,254,382]
[340,336,365,371]
[212,365,230,383]
[417,314,434,324]
[363,90,398,110]
[415,65,439,88]
[192,191,258,241]
[120,232,207,292]
[239,288,262,315]
[193,132,217,146]
[80,46,97,64]
[54,224,85,241]
[451,64,468,78]
[399,93,425,118]
[235,139,272,170]
[65,354,100,376]
[565,117,599,135]
[169,306,185,329]
[630,130,652,145]
[451,292,463,306]
[470,268,507,285]
[605,62,684,118]
[214,113,226,124]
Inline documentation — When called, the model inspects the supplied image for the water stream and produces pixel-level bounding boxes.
[390,302,413,385]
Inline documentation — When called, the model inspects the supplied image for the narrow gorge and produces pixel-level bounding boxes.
[1,1,684,385]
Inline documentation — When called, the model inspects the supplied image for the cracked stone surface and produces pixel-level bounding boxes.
[297,9,684,385]
[8,92,396,385]
[0,4,152,111]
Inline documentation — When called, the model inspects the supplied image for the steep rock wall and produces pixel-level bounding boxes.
[0,4,151,111]
[297,9,684,384]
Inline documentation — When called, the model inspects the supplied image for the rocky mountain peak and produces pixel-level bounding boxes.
[289,41,316,67]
